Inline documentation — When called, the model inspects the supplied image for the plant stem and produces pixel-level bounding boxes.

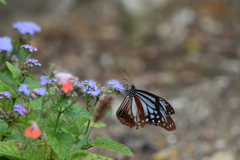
[54,108,62,133]
[83,97,99,148]
[46,85,55,105]
[20,68,30,83]
[60,96,82,113]
[50,108,62,160]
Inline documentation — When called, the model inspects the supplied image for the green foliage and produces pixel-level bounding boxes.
[45,128,75,160]
[0,140,49,160]
[6,61,21,79]
[64,103,93,120]
[0,22,133,160]
[73,130,91,151]
[84,121,106,128]
[0,80,17,98]
[0,120,8,132]
[94,136,134,157]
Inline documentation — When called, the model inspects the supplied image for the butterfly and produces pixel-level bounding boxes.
[116,74,176,131]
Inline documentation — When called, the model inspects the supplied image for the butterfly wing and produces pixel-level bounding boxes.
[116,95,146,130]
[136,90,176,131]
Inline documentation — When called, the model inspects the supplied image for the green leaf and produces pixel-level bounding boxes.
[0,80,17,98]
[95,154,116,160]
[87,104,94,109]
[0,120,8,132]
[61,118,88,138]
[0,72,18,88]
[93,136,134,157]
[73,130,91,151]
[64,104,93,120]
[84,121,106,128]
[24,77,40,90]
[23,98,42,110]
[6,61,21,78]
[45,128,75,160]
[0,140,48,160]
[0,0,7,5]
[51,95,68,110]
[69,150,98,160]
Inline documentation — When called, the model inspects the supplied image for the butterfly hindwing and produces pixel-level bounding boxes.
[116,95,146,130]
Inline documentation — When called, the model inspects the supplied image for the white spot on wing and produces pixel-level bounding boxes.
[150,115,155,119]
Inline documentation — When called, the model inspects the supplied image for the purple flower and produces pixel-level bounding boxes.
[13,103,26,115]
[87,90,101,97]
[107,79,125,93]
[0,91,12,99]
[34,88,47,96]
[21,45,38,52]
[81,80,100,97]
[12,21,41,35]
[24,58,41,68]
[40,76,58,86]
[17,84,30,96]
[0,37,12,52]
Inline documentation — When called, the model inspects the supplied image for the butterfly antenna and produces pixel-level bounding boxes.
[123,78,132,84]
[123,70,134,85]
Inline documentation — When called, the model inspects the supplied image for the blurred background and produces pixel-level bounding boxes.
[1,0,240,159]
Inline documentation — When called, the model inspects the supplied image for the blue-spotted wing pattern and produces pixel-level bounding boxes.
[116,85,176,131]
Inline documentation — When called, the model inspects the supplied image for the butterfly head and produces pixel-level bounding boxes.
[126,85,136,98]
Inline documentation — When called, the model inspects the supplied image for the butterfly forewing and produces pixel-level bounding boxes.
[116,95,146,130]
[136,89,175,115]
[136,90,176,131]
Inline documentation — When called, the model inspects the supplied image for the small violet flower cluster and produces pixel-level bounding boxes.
[13,104,27,115]
[16,84,46,101]
[81,80,101,97]
[13,21,41,36]
[24,59,41,68]
[21,45,38,53]
[17,84,30,96]
[40,76,58,86]
[29,88,47,101]
[0,36,12,53]
[107,79,125,93]
[0,91,12,99]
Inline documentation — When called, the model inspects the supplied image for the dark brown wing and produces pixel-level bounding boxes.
[116,95,146,130]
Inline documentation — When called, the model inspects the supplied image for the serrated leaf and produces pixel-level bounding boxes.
[73,130,91,151]
[45,128,75,160]
[61,118,88,137]
[0,140,48,160]
[6,61,21,78]
[84,121,106,128]
[94,136,134,157]
[64,104,93,120]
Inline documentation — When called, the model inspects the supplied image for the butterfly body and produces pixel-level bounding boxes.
[116,85,176,131]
